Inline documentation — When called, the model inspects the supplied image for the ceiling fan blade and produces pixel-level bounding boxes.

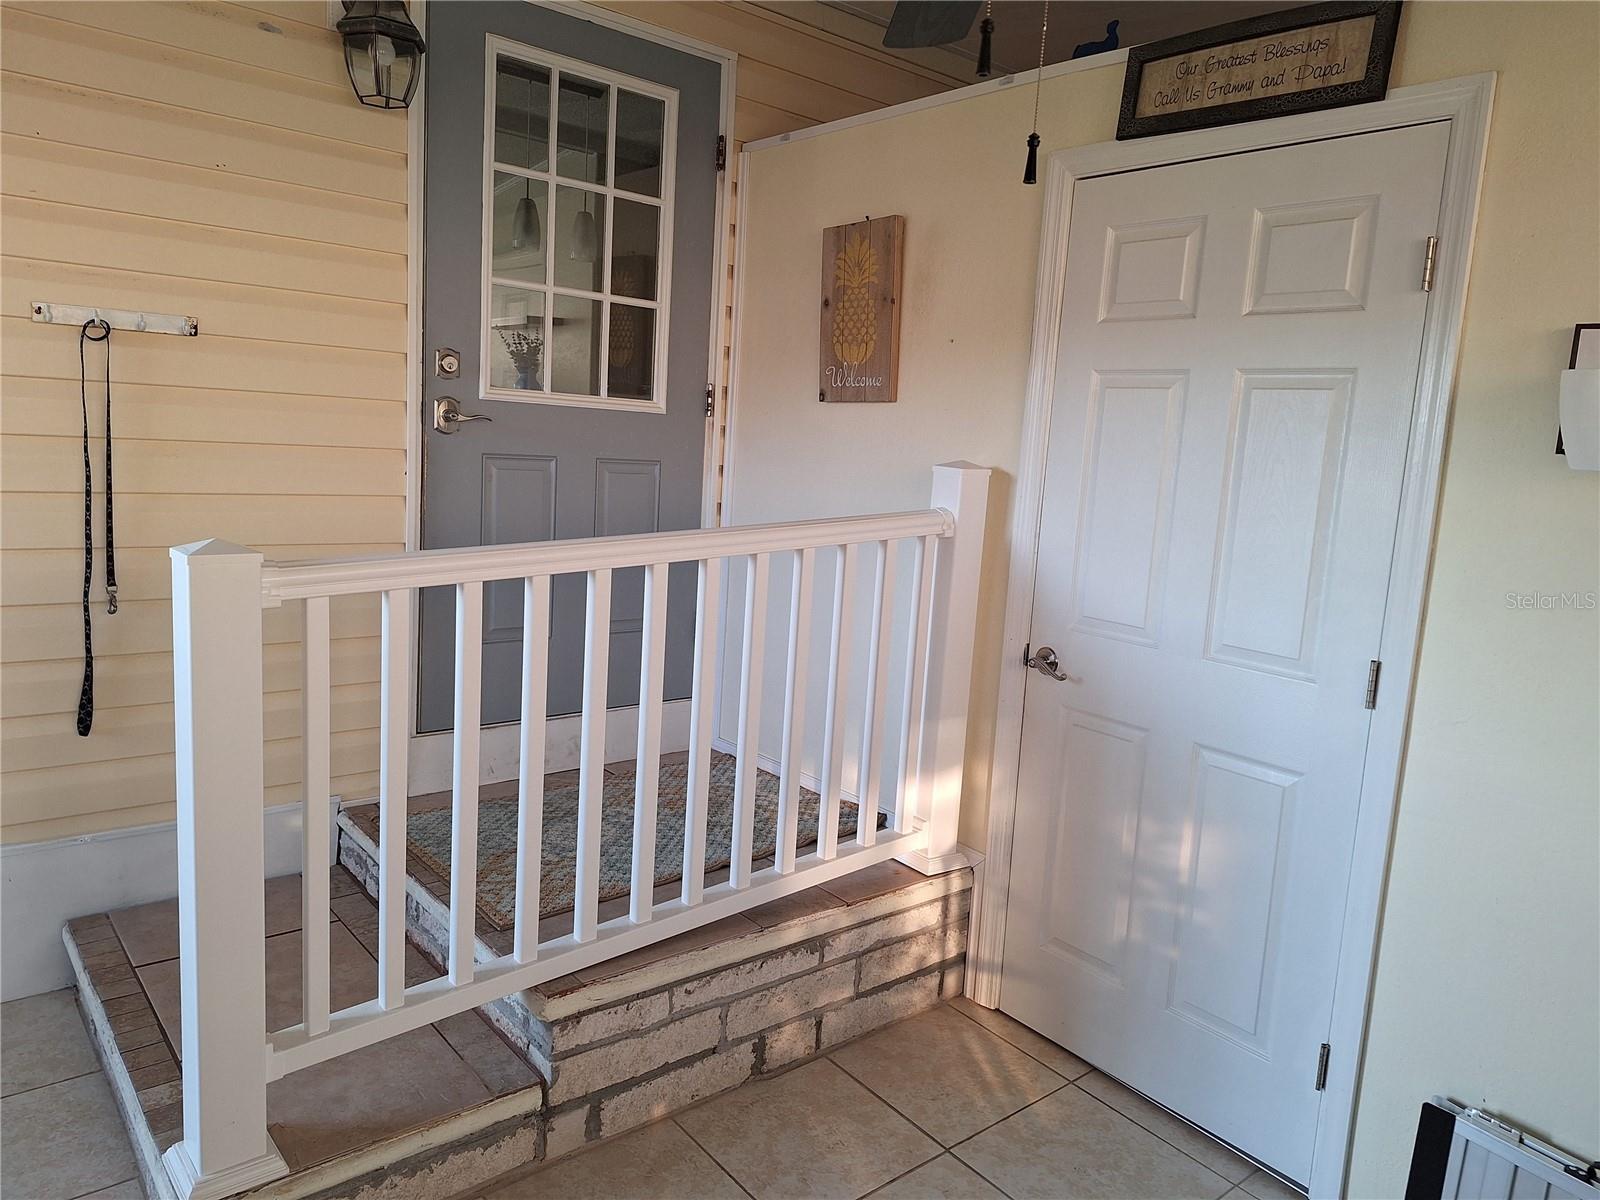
[883,1,982,48]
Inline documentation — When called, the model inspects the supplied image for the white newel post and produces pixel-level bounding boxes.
[164,541,290,1200]
[899,462,992,875]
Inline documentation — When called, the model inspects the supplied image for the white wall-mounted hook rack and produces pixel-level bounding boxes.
[30,301,199,337]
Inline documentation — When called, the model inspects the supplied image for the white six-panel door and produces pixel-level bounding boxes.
[999,121,1452,1182]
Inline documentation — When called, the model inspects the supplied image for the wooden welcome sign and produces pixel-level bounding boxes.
[819,215,904,404]
[1118,1,1402,139]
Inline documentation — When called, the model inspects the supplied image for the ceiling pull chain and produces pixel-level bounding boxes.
[1024,0,1049,184]
[977,1,994,77]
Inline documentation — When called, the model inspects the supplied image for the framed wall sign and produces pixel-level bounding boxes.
[1117,1,1403,140]
[819,215,905,403]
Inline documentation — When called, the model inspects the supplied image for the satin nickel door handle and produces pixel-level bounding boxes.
[433,396,493,434]
[1024,644,1073,682]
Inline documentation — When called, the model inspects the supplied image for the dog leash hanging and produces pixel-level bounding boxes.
[77,318,116,736]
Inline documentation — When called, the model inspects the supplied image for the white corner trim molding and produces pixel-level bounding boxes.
[0,802,320,1003]
[972,73,1497,1200]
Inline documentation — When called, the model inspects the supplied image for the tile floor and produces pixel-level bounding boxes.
[472,996,1309,1200]
[1,980,1311,1200]
[2,989,142,1199]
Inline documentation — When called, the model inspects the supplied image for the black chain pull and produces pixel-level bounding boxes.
[77,318,114,737]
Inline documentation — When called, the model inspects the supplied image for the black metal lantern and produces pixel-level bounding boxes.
[337,1,425,110]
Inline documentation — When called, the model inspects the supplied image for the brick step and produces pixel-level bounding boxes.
[334,806,971,1161]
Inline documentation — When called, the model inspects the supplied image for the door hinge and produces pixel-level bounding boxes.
[715,134,727,172]
[1315,1043,1331,1091]
[1421,235,1439,292]
[1364,659,1382,710]
[705,382,715,417]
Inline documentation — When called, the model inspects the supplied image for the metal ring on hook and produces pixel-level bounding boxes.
[81,318,111,342]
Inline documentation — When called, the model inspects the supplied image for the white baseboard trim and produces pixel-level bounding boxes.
[408,701,694,795]
[1,802,317,1003]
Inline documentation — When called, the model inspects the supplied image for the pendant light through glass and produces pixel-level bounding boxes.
[570,88,600,263]
[512,187,541,252]
[510,87,541,252]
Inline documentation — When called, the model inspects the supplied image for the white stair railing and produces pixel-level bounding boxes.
[162,462,989,1200]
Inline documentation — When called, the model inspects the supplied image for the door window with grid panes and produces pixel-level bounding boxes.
[484,46,675,411]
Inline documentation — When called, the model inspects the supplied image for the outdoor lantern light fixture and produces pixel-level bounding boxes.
[337,1,425,110]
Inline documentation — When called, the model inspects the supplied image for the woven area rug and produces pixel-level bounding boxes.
[398,752,872,930]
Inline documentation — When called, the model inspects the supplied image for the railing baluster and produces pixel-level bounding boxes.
[682,558,722,905]
[894,535,936,835]
[818,543,859,860]
[776,547,815,874]
[574,568,612,942]
[378,587,412,1010]
[630,562,670,923]
[856,540,897,847]
[731,553,770,889]
[449,581,483,985]
[514,576,550,964]
[301,596,332,1037]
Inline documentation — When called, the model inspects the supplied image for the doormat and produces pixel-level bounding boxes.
[363,751,877,931]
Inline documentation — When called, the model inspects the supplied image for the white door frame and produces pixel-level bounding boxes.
[401,1,740,760]
[968,73,1496,1197]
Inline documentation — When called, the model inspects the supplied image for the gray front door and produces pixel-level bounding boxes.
[419,3,721,731]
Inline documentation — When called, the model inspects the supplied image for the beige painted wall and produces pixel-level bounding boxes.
[727,2,1599,1191]
[0,0,964,845]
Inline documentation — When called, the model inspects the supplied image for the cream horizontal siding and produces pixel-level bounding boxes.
[0,0,406,843]
[0,0,957,844]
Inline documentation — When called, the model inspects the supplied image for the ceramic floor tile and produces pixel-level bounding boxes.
[831,1004,1065,1146]
[140,922,383,1051]
[110,874,317,968]
[79,1179,146,1198]
[1240,1168,1307,1200]
[486,1119,744,1199]
[265,1025,494,1170]
[434,1011,539,1096]
[2,990,100,1097]
[954,1085,1233,1200]
[1077,1070,1255,1184]
[0,1071,138,1199]
[869,1154,1006,1199]
[745,885,846,929]
[946,996,1093,1080]
[678,1058,939,1200]
[820,860,930,905]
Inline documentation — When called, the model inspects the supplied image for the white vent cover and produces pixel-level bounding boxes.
[1409,1098,1598,1200]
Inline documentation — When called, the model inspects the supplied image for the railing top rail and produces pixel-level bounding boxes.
[259,508,953,603]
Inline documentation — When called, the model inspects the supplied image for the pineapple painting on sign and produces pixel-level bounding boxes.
[820,215,905,403]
